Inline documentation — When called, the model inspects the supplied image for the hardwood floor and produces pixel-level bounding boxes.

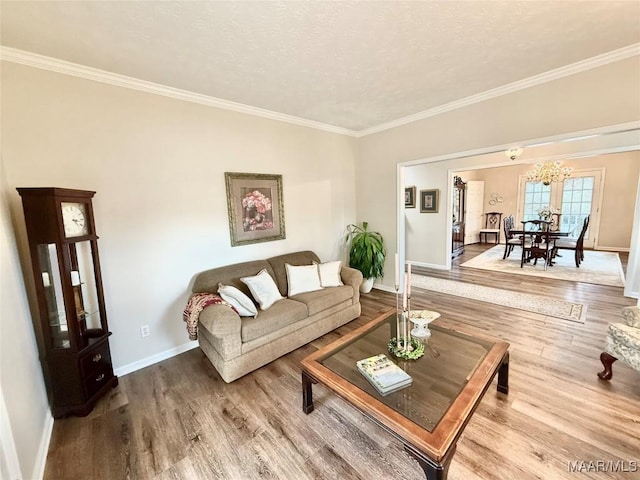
[44,245,640,479]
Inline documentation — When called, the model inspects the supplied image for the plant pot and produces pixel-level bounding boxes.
[360,277,375,293]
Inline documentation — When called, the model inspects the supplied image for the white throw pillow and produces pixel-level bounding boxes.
[285,263,323,297]
[217,283,258,318]
[240,269,284,310]
[318,261,343,287]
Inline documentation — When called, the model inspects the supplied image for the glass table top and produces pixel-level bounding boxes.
[319,312,495,432]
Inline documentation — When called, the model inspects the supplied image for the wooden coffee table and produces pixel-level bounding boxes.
[301,308,509,479]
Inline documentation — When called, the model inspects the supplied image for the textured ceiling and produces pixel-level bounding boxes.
[2,1,639,132]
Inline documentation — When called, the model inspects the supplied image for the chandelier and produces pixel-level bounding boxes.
[526,161,572,186]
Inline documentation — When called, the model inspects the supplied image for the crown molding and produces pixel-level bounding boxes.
[399,121,640,167]
[0,46,358,137]
[2,43,638,138]
[357,43,640,137]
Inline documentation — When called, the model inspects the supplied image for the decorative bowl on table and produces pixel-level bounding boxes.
[409,310,440,338]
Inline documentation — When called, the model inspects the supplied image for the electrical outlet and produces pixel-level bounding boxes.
[140,325,150,337]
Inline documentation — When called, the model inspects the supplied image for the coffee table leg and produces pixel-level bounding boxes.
[302,371,316,414]
[497,351,509,394]
[405,444,455,480]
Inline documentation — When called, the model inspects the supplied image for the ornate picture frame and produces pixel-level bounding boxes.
[405,186,416,208]
[225,172,285,246]
[420,189,439,213]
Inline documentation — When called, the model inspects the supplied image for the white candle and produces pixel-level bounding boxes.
[404,273,408,350]
[405,311,409,351]
[395,252,400,345]
[402,284,407,310]
[404,273,408,300]
[394,253,399,288]
[42,272,50,287]
[71,271,81,286]
[406,264,411,349]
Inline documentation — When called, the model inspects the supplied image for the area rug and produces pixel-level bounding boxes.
[460,246,625,287]
[411,275,587,323]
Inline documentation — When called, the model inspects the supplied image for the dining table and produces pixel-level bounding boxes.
[509,229,570,238]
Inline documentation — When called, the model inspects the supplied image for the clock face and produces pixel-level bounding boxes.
[61,202,88,237]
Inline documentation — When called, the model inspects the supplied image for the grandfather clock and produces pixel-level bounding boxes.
[17,187,117,418]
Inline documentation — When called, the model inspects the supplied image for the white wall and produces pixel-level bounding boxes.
[1,159,52,480]
[403,160,455,268]
[2,62,357,375]
[625,178,640,299]
[357,56,640,287]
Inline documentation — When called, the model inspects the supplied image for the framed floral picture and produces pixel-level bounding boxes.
[405,186,416,208]
[225,172,285,246]
[420,189,439,213]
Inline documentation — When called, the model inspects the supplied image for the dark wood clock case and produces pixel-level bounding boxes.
[17,187,117,418]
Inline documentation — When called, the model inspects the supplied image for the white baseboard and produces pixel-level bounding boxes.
[0,387,21,480]
[371,261,450,293]
[407,260,449,270]
[594,246,630,253]
[114,341,199,377]
[372,283,395,293]
[34,412,54,480]
[0,386,53,480]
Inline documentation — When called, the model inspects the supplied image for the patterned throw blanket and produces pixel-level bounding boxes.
[183,293,236,340]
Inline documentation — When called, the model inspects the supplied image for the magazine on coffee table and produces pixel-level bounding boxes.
[356,354,412,395]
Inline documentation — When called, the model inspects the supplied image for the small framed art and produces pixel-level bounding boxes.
[405,186,416,208]
[225,172,285,246]
[420,189,439,213]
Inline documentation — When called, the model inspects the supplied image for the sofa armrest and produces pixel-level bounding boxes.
[198,304,242,337]
[341,266,363,305]
[621,306,640,328]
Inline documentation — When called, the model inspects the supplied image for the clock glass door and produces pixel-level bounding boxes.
[37,243,70,349]
[66,241,104,345]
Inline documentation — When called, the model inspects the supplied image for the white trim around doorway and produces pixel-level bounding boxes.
[397,122,640,299]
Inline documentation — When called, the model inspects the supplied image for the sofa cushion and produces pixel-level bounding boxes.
[286,263,323,296]
[192,259,275,300]
[241,298,308,343]
[241,269,284,310]
[267,251,321,297]
[291,285,354,316]
[198,304,241,337]
[218,283,258,317]
[318,261,344,287]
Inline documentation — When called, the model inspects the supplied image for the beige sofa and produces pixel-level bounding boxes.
[191,251,362,382]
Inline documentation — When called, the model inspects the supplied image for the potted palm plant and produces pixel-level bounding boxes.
[345,221,386,293]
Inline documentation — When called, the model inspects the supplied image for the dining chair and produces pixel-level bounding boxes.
[479,212,502,244]
[549,212,562,232]
[520,220,554,269]
[502,215,521,259]
[553,215,590,267]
